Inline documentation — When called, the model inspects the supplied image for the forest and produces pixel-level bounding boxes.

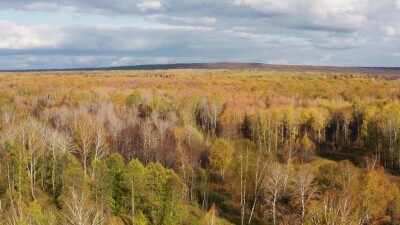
[0,69,400,225]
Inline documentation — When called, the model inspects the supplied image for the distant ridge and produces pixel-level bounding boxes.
[2,62,400,75]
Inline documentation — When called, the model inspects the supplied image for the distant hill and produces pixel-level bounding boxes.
[2,62,400,75]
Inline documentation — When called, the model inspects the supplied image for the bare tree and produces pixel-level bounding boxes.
[240,148,249,225]
[141,120,159,162]
[293,167,317,225]
[264,163,289,225]
[64,188,105,225]
[103,104,123,152]
[153,117,170,145]
[6,164,29,225]
[197,97,223,134]
[16,119,47,200]
[309,193,366,225]
[74,117,94,175]
[248,158,269,224]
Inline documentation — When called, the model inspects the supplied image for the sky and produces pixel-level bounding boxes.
[0,0,400,69]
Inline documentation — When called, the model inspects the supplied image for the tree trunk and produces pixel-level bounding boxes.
[131,179,135,225]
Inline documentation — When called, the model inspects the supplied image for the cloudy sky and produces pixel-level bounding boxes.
[0,0,400,69]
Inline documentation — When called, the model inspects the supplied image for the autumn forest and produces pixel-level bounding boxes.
[0,69,400,225]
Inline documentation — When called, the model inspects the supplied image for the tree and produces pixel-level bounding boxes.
[309,107,329,143]
[141,120,159,162]
[183,125,204,148]
[91,120,109,180]
[360,106,378,145]
[47,130,72,200]
[283,105,298,141]
[198,168,211,211]
[63,188,105,225]
[292,167,317,224]
[377,104,400,169]
[264,163,288,225]
[123,159,146,225]
[341,108,353,143]
[15,118,47,200]
[74,117,94,175]
[298,133,316,163]
[197,96,224,134]
[143,162,188,224]
[359,169,398,224]
[351,100,363,142]
[220,106,240,140]
[282,106,299,163]
[29,200,56,224]
[105,153,125,215]
[208,139,234,181]
[308,193,365,225]
[247,155,269,224]
[200,203,234,225]
[59,154,86,207]
[153,116,170,145]
[248,110,273,153]
[239,145,249,225]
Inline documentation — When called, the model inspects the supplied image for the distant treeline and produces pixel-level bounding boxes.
[3,62,400,76]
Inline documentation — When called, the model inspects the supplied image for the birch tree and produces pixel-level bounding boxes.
[264,163,288,225]
[47,130,72,199]
[16,119,46,200]
[63,188,105,225]
[293,167,317,224]
[74,117,94,175]
[91,121,109,179]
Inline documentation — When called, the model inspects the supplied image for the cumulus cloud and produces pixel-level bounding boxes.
[0,21,214,53]
[0,0,373,31]
[0,21,62,49]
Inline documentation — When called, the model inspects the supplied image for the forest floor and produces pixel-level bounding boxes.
[317,147,367,167]
[318,147,400,186]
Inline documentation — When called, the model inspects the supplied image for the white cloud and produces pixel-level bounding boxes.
[137,1,164,12]
[0,21,213,52]
[0,21,62,49]
[310,0,367,26]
